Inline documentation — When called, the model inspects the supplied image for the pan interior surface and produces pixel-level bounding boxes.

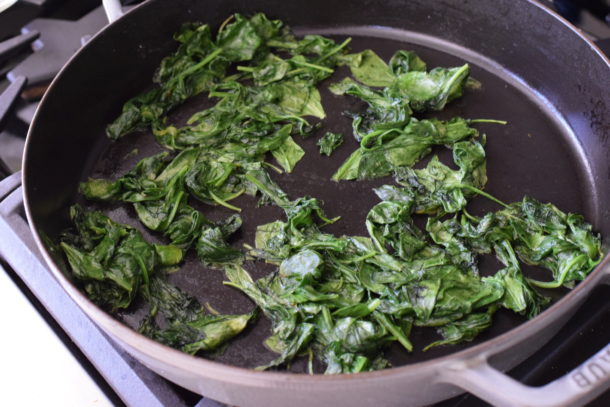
[76,26,596,371]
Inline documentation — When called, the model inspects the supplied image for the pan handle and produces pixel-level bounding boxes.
[437,269,610,407]
[102,0,125,23]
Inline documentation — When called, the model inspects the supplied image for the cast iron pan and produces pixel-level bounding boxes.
[21,0,610,404]
[79,32,588,370]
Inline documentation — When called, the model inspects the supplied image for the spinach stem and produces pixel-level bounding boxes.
[527,255,582,288]
[527,278,563,289]
[208,91,232,97]
[177,48,223,80]
[286,67,306,76]
[440,64,469,101]
[360,128,397,150]
[319,215,341,226]
[290,59,334,73]
[209,191,242,212]
[222,281,242,290]
[322,307,334,329]
[221,188,245,201]
[462,208,480,223]
[274,114,309,125]
[218,14,235,34]
[204,302,221,315]
[130,250,150,297]
[167,190,185,225]
[243,173,269,195]
[373,312,413,352]
[347,251,378,263]
[470,119,508,125]
[307,348,314,375]
[267,39,297,49]
[262,161,284,174]
[460,184,510,209]
[316,37,352,63]
[243,172,288,206]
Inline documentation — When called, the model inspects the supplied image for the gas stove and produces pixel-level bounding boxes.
[1,1,609,406]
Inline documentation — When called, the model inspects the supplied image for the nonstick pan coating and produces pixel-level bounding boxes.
[22,0,610,404]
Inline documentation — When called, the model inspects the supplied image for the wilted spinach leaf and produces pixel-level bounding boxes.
[332,117,479,181]
[317,132,344,156]
[60,205,183,311]
[140,275,254,354]
[339,49,395,87]
[392,139,487,215]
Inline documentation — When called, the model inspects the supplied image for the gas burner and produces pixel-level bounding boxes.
[0,0,118,174]
[8,6,108,91]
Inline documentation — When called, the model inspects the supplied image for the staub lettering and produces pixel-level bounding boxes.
[570,346,610,389]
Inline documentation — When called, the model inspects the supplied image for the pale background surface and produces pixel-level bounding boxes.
[0,264,112,407]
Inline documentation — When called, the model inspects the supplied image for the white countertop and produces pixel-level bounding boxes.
[0,264,113,407]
